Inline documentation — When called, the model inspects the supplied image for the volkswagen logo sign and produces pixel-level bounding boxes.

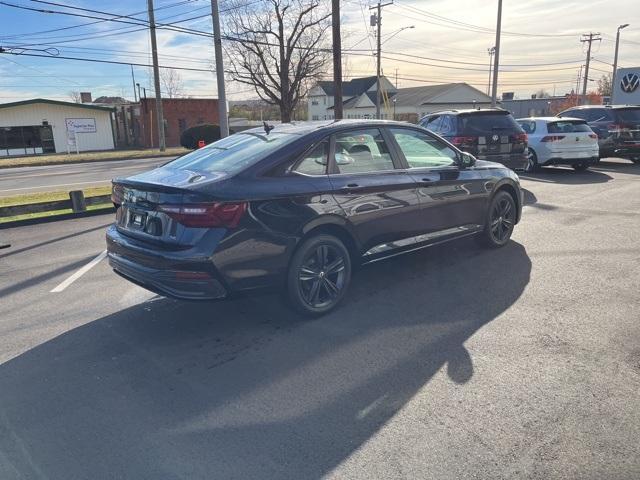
[620,73,640,93]
[491,134,499,141]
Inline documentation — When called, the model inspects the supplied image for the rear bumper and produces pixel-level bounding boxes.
[106,225,228,300]
[477,153,527,171]
[541,155,599,166]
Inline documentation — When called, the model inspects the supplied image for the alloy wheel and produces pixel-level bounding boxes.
[490,197,515,243]
[525,150,537,173]
[298,244,347,308]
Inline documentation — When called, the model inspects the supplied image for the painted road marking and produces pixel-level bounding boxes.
[50,250,107,293]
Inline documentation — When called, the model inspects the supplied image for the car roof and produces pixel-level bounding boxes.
[561,104,640,110]
[423,108,510,117]
[240,119,417,136]
[516,116,586,122]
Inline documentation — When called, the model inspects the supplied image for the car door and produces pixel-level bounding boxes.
[327,127,424,257]
[387,126,488,238]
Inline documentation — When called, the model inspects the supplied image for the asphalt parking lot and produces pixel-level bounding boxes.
[1,158,639,479]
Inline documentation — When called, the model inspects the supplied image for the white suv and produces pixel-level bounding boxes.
[517,117,599,172]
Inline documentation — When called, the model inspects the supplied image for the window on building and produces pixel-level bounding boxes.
[312,115,319,121]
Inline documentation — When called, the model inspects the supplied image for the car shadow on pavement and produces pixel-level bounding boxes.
[519,166,612,185]
[0,238,531,480]
[592,158,640,176]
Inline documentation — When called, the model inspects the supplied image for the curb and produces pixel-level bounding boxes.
[0,207,115,229]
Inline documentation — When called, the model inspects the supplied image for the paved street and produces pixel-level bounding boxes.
[0,157,174,197]
[1,159,639,479]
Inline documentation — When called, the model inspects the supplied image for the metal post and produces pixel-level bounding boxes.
[487,47,494,96]
[210,0,229,137]
[375,2,382,119]
[490,0,502,107]
[131,64,137,102]
[147,0,166,151]
[612,24,629,99]
[581,32,601,101]
[332,0,343,120]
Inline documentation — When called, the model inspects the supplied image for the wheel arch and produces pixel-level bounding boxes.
[493,180,522,224]
[298,217,361,267]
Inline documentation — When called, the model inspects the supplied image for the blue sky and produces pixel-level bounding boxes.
[1,0,639,103]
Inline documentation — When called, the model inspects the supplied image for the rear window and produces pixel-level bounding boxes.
[547,121,592,133]
[458,113,523,135]
[166,132,298,174]
[616,108,640,123]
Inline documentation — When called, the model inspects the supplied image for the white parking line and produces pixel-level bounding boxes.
[50,250,107,293]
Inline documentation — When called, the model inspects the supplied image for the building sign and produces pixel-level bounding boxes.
[65,118,97,133]
[612,67,640,104]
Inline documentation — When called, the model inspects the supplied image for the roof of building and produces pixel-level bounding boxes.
[316,76,379,97]
[392,83,491,107]
[93,96,132,104]
[0,98,115,111]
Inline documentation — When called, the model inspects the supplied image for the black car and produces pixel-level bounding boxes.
[418,108,528,170]
[107,120,523,315]
[557,105,640,162]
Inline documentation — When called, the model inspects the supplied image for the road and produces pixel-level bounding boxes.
[0,157,173,197]
[1,159,639,479]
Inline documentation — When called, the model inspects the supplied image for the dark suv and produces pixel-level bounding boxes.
[418,108,528,170]
[557,105,640,163]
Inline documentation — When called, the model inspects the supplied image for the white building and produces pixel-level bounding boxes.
[308,76,492,122]
[0,99,115,157]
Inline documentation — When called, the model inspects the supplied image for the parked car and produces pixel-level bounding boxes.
[557,105,640,163]
[517,117,599,172]
[418,108,528,171]
[107,120,523,316]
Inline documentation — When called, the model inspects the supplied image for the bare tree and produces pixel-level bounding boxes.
[160,69,184,98]
[597,73,612,97]
[225,0,331,122]
[68,91,82,103]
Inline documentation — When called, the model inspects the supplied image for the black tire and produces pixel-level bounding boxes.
[287,234,352,316]
[476,190,516,248]
[524,149,539,173]
[573,162,589,171]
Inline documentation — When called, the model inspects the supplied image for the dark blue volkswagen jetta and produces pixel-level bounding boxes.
[107,120,523,315]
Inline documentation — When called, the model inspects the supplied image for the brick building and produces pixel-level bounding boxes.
[137,98,220,148]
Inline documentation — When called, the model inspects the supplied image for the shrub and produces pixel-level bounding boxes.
[180,124,221,149]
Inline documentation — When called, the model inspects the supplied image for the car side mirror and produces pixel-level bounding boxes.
[459,151,476,168]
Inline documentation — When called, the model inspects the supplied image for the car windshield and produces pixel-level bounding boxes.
[458,113,522,135]
[166,132,299,174]
[616,108,640,123]
[547,121,592,133]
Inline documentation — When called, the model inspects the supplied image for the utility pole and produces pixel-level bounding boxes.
[487,47,495,96]
[575,65,583,106]
[131,65,137,102]
[490,0,502,107]
[581,32,601,100]
[147,0,166,151]
[332,0,343,120]
[210,0,229,137]
[612,24,630,100]
[370,1,392,120]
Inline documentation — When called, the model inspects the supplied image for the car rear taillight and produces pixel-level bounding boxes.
[608,124,624,132]
[111,184,124,206]
[540,135,566,142]
[159,202,248,228]
[451,136,477,146]
[513,133,528,143]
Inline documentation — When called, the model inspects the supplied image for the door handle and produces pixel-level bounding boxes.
[346,183,360,188]
[419,178,436,186]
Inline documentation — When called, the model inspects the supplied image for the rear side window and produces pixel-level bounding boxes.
[559,109,584,120]
[586,109,614,122]
[424,116,442,132]
[616,108,640,123]
[333,129,394,174]
[294,141,328,175]
[390,128,457,168]
[458,113,523,135]
[167,132,298,174]
[547,121,592,133]
[518,120,536,134]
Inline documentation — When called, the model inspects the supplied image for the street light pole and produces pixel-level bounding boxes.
[210,0,229,137]
[147,0,166,151]
[490,0,502,107]
[612,23,629,100]
[487,47,495,96]
[332,0,343,120]
[370,2,392,120]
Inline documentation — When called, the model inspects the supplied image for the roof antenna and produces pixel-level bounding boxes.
[263,121,274,135]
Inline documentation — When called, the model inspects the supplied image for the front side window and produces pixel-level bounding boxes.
[167,132,298,175]
[294,141,328,175]
[390,128,457,168]
[333,128,394,174]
